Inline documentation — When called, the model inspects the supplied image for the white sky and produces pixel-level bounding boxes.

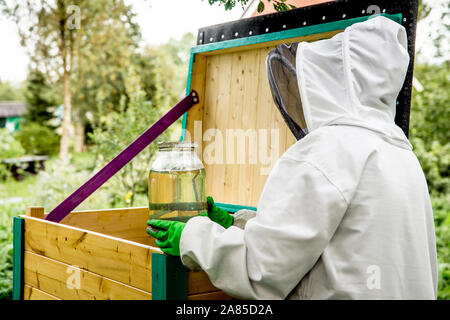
[0,0,445,84]
[0,0,244,84]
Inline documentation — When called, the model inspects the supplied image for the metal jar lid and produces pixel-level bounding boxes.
[157,141,198,151]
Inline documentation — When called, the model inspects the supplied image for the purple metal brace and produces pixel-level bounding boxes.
[46,91,199,223]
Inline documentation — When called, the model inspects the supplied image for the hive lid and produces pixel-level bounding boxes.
[181,0,419,207]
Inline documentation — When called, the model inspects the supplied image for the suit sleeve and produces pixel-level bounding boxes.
[180,158,348,299]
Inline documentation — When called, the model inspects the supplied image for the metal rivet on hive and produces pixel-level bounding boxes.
[221,34,225,39]
[249,30,253,35]
[303,21,307,26]
[382,9,386,13]
[342,13,346,18]
[265,27,269,32]
[403,18,407,22]
[209,37,213,42]
[235,32,238,37]
[322,16,326,20]
[362,10,365,14]
[282,24,286,29]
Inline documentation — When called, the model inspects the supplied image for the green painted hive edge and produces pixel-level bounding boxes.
[216,202,257,213]
[151,252,188,300]
[12,216,24,300]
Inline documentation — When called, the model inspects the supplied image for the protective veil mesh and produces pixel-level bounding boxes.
[267,43,307,140]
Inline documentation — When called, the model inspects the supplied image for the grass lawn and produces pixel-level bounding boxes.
[0,174,38,204]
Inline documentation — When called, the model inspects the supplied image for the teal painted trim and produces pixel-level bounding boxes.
[180,52,196,142]
[216,202,257,213]
[180,112,188,142]
[180,13,401,142]
[152,253,166,300]
[151,253,188,300]
[191,13,402,55]
[12,216,24,300]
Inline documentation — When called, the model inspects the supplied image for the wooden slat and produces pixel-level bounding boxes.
[237,49,260,205]
[24,285,60,300]
[24,251,151,300]
[59,207,155,246]
[189,290,232,300]
[224,51,245,204]
[203,53,233,203]
[22,215,159,293]
[188,270,220,295]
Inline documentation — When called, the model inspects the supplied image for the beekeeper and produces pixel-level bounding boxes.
[147,16,437,299]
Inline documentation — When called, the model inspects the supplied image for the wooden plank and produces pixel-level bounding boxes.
[224,51,245,205]
[60,207,154,246]
[24,285,60,300]
[24,251,151,300]
[22,215,159,293]
[237,49,260,205]
[252,46,278,205]
[188,270,220,295]
[189,290,232,300]
[204,53,233,204]
[12,216,24,300]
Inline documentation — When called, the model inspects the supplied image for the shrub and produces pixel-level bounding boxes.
[14,123,59,156]
[0,129,25,159]
[432,194,450,300]
[412,137,450,195]
[0,128,25,179]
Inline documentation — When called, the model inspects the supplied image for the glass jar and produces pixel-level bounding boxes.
[148,141,206,222]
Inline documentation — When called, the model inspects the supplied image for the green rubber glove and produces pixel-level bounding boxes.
[146,219,185,256]
[200,196,234,229]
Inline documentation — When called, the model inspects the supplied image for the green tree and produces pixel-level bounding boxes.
[23,69,61,128]
[0,0,141,162]
[70,0,141,152]
[14,123,60,156]
[410,63,450,146]
[155,33,196,99]
[1,0,83,163]
[89,66,172,207]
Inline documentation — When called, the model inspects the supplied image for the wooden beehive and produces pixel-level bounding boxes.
[13,207,229,300]
[13,207,231,300]
[12,0,418,300]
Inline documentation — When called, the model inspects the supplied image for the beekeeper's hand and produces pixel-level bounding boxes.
[146,220,185,256]
[200,196,234,229]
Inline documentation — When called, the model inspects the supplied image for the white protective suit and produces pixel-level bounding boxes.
[180,16,438,299]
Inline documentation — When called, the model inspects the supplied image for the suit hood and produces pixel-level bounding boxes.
[295,16,411,149]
